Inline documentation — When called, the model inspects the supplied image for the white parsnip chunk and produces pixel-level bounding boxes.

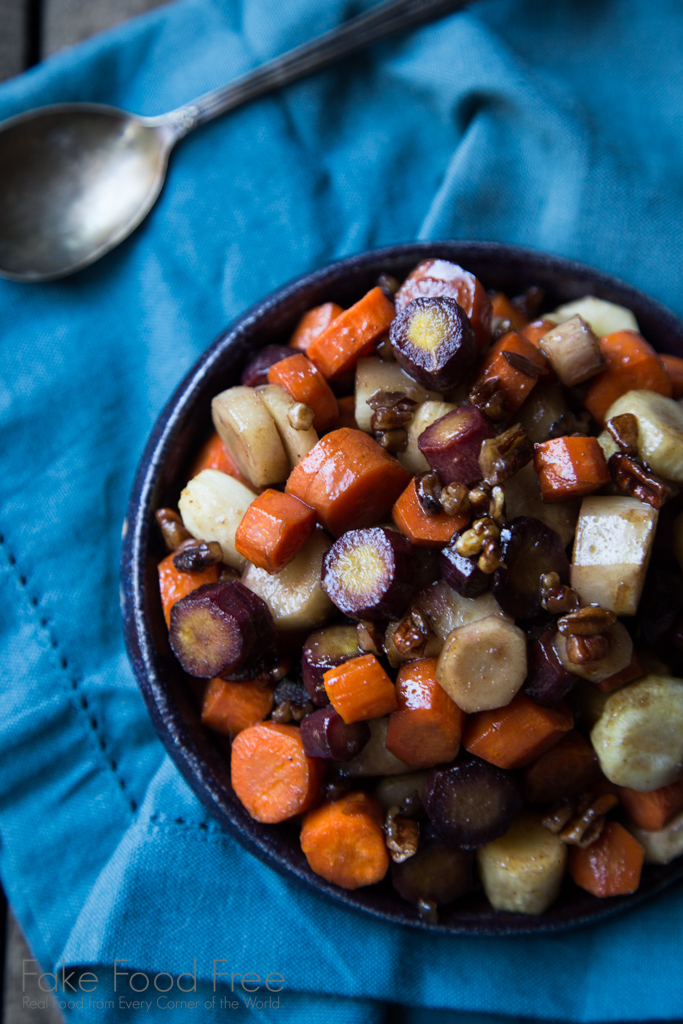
[477,811,568,915]
[415,580,508,641]
[570,496,658,615]
[627,809,683,865]
[256,384,318,469]
[590,675,683,791]
[354,357,438,432]
[211,385,288,488]
[604,390,683,483]
[178,469,255,570]
[553,622,633,683]
[241,529,334,632]
[547,295,639,336]
[436,615,527,713]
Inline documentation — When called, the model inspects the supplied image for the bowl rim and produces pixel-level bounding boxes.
[121,239,683,936]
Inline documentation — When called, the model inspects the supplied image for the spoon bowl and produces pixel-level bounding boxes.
[0,105,173,280]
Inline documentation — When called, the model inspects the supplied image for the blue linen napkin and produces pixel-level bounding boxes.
[2,0,683,1020]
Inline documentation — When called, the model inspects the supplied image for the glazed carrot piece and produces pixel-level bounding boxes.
[157,553,221,627]
[391,477,468,547]
[533,435,610,502]
[230,721,324,824]
[385,658,465,768]
[522,318,557,347]
[490,292,528,332]
[190,431,247,484]
[286,428,410,537]
[569,821,644,897]
[307,287,396,380]
[462,693,573,769]
[234,488,316,574]
[619,779,683,831]
[324,653,397,724]
[300,792,389,889]
[267,353,339,434]
[584,330,672,425]
[595,649,644,693]
[201,677,274,738]
[660,353,683,399]
[523,730,601,804]
[473,331,548,415]
[290,302,343,353]
[337,394,358,430]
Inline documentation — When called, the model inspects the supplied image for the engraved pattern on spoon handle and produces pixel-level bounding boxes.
[159,0,471,133]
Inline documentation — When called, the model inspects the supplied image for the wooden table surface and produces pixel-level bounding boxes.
[1,7,169,1024]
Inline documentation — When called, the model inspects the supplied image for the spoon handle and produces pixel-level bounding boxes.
[158,0,472,134]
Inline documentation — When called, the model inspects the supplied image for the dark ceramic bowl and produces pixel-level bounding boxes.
[121,241,683,935]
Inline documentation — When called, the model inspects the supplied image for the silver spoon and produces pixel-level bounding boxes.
[0,0,470,282]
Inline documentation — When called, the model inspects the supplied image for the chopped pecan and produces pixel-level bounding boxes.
[543,792,619,848]
[288,402,315,430]
[384,806,420,863]
[455,516,499,558]
[415,471,443,514]
[478,537,503,574]
[367,390,414,411]
[469,376,509,422]
[557,605,616,637]
[489,485,506,525]
[172,540,223,573]
[540,571,580,614]
[155,507,192,551]
[371,403,415,431]
[566,633,610,664]
[440,482,470,518]
[376,428,408,452]
[502,349,545,378]
[479,423,534,486]
[606,412,639,455]
[357,620,384,656]
[609,452,671,510]
[392,607,433,655]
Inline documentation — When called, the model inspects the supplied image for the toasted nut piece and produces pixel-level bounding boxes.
[415,471,442,514]
[377,428,408,452]
[478,538,503,574]
[540,572,580,614]
[502,349,546,379]
[357,620,385,656]
[172,540,223,573]
[392,607,434,656]
[288,402,315,431]
[566,634,610,664]
[606,412,639,456]
[440,482,470,518]
[609,453,672,510]
[557,606,617,637]
[543,792,619,848]
[156,507,192,551]
[469,376,508,421]
[479,424,534,486]
[384,806,420,863]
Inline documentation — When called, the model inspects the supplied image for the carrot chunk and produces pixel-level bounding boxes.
[473,331,548,415]
[524,730,601,804]
[234,488,316,574]
[522,318,557,347]
[584,330,672,425]
[189,431,247,484]
[660,353,683,399]
[490,292,528,332]
[569,821,644,897]
[463,693,573,769]
[385,658,465,768]
[533,435,610,502]
[307,287,396,380]
[619,779,683,831]
[324,653,397,724]
[201,677,274,738]
[230,721,323,823]
[267,353,339,434]
[300,792,389,889]
[595,649,644,693]
[157,553,221,627]
[290,302,343,353]
[391,477,468,547]
[286,428,410,537]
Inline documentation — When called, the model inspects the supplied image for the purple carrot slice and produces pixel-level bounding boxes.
[417,405,495,485]
[301,625,360,705]
[300,706,370,761]
[524,625,576,706]
[523,731,602,804]
[439,535,490,598]
[321,527,414,620]
[388,295,477,391]
[168,580,276,678]
[391,840,474,906]
[492,516,570,621]
[423,758,523,848]
[241,344,295,387]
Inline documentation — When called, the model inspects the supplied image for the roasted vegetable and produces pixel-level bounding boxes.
[423,759,523,848]
[321,527,414,620]
[389,296,477,391]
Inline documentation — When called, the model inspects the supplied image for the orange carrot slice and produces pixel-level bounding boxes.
[391,477,468,547]
[230,721,323,824]
[290,302,343,353]
[595,649,644,693]
[324,653,397,724]
[463,693,573,769]
[522,318,557,347]
[584,330,672,425]
[201,677,274,738]
[267,353,339,434]
[286,428,410,537]
[569,821,644,897]
[533,435,610,502]
[157,553,221,627]
[473,331,548,415]
[234,488,316,574]
[300,792,389,889]
[307,287,396,380]
[619,779,683,831]
[385,658,465,768]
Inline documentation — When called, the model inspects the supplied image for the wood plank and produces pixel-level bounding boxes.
[0,0,29,82]
[43,0,170,57]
